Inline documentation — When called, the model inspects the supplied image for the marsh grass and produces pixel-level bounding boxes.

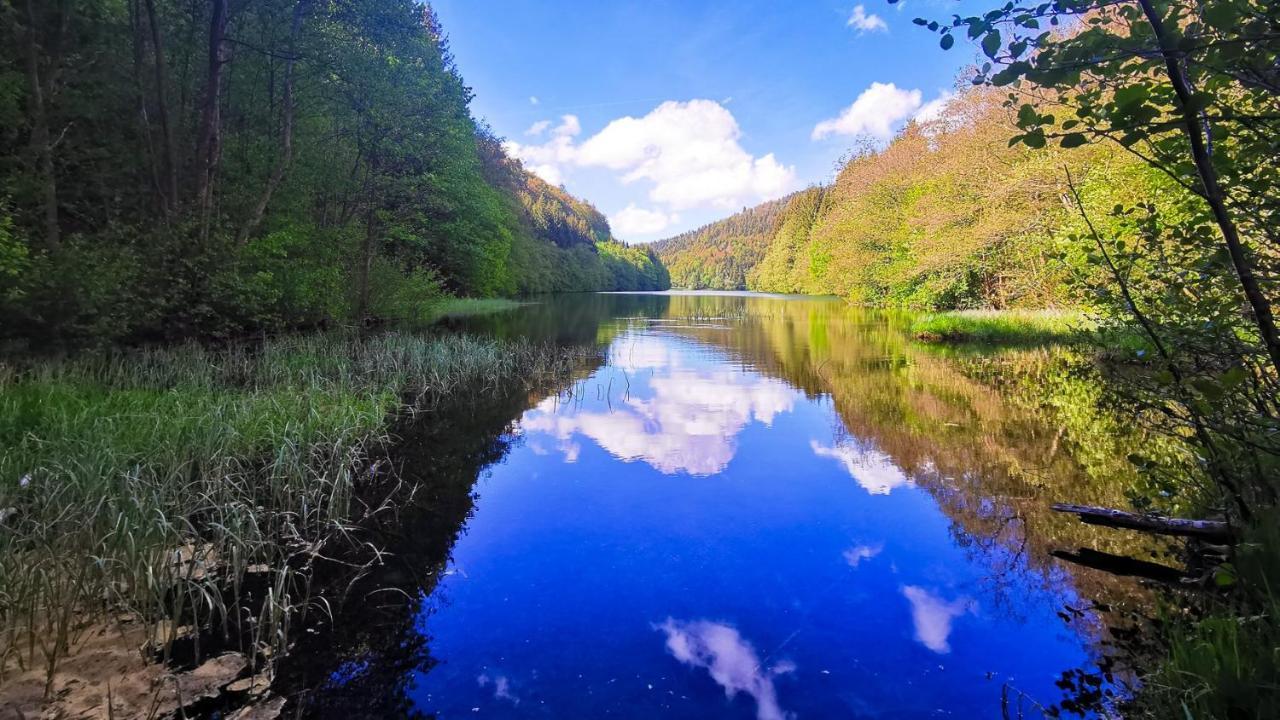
[0,331,592,692]
[1134,513,1280,719]
[910,309,1091,346]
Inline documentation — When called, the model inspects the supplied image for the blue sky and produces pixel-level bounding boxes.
[431,0,986,242]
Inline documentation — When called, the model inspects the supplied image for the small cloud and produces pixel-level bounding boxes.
[848,5,888,34]
[477,673,519,705]
[913,91,955,125]
[554,114,582,138]
[611,204,675,237]
[843,543,884,568]
[811,439,911,495]
[813,82,922,141]
[901,586,976,654]
[525,120,551,137]
[529,96,540,105]
[656,618,794,720]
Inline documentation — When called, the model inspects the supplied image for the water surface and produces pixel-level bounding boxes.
[296,293,1143,719]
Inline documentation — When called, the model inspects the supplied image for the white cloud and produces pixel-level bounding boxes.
[656,619,794,720]
[507,100,798,215]
[812,82,923,140]
[901,586,975,654]
[529,96,540,105]
[843,543,884,568]
[811,439,911,495]
[848,5,888,34]
[577,100,797,210]
[611,204,676,237]
[913,91,955,125]
[503,115,582,186]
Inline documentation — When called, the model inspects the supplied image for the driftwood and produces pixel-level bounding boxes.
[1051,503,1236,543]
[1052,548,1191,585]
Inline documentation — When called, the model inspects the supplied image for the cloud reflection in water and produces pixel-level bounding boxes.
[521,336,799,475]
[810,439,912,495]
[901,586,976,654]
[656,618,794,720]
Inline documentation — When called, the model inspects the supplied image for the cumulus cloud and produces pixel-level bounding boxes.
[507,100,798,214]
[525,120,551,137]
[812,82,923,140]
[811,439,911,495]
[848,5,888,34]
[901,586,975,654]
[656,619,794,720]
[529,96,540,105]
[611,204,676,237]
[577,100,797,210]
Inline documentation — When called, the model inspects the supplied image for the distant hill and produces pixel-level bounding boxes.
[650,195,798,290]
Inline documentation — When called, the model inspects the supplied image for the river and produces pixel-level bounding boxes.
[277,292,1153,719]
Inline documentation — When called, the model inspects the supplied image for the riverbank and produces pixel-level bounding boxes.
[0,331,593,717]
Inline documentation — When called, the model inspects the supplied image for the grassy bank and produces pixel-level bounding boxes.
[910,309,1089,346]
[427,297,525,322]
[0,331,590,692]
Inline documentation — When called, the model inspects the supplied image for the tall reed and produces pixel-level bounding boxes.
[0,331,592,690]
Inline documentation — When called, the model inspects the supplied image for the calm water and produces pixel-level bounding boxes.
[288,293,1142,719]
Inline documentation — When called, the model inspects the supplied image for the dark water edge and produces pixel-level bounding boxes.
[266,293,1160,719]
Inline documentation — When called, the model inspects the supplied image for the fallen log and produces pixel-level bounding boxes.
[1051,503,1236,543]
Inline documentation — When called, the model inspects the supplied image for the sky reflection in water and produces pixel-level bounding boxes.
[408,300,1103,719]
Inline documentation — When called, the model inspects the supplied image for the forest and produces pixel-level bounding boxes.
[655,83,1162,311]
[0,0,667,349]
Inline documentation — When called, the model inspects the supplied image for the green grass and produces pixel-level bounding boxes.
[0,331,589,687]
[424,297,524,323]
[1133,512,1280,719]
[910,309,1091,346]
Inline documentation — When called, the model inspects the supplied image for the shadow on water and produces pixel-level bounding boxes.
[273,293,1174,718]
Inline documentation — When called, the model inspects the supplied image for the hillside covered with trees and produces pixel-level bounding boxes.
[0,0,666,348]
[649,194,794,290]
[654,84,1158,311]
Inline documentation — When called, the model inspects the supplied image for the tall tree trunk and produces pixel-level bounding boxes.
[143,0,178,213]
[194,0,229,237]
[237,0,306,244]
[130,0,165,215]
[356,156,378,325]
[16,0,60,253]
[1138,0,1280,379]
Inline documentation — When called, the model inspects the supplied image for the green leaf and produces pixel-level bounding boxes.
[1059,133,1088,149]
[1213,564,1236,588]
[981,30,1002,59]
[940,33,955,50]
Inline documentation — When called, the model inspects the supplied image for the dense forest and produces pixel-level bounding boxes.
[655,83,1160,310]
[0,0,667,348]
[649,194,794,290]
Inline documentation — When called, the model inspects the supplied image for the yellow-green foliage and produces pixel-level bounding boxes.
[663,85,1174,311]
[652,195,795,290]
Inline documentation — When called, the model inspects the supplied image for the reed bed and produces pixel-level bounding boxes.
[0,331,591,691]
[910,309,1090,346]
